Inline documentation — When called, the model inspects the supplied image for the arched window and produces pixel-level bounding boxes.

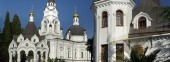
[102,11,108,28]
[81,52,83,58]
[116,10,123,26]
[138,17,146,29]
[75,52,77,58]
[33,39,36,42]
[68,51,70,58]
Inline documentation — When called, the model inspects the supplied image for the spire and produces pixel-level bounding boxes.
[73,7,79,25]
[73,6,79,18]
[48,0,55,3]
[29,5,34,22]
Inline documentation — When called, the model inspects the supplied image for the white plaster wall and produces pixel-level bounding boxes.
[31,35,39,43]
[54,39,91,62]
[70,36,85,42]
[17,34,24,43]
[94,0,135,62]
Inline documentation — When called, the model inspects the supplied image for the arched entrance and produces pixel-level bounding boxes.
[43,52,46,62]
[12,52,17,62]
[20,51,26,62]
[37,51,41,62]
[27,51,34,62]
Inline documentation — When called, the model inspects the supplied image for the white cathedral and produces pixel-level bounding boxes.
[8,0,91,62]
[9,0,170,62]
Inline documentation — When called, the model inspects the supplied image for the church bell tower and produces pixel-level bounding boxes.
[39,0,63,39]
[91,0,135,62]
[39,0,63,59]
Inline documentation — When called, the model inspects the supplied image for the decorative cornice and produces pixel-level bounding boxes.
[94,0,135,8]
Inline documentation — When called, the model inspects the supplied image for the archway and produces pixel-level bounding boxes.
[20,51,26,62]
[12,51,17,62]
[37,51,41,62]
[27,51,34,62]
[42,52,46,62]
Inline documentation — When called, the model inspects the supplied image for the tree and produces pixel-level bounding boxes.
[12,14,21,35]
[0,11,13,62]
[130,47,160,62]
[86,38,93,62]
[0,28,2,42]
[48,57,66,62]
[2,11,12,42]
[160,7,170,21]
[153,6,170,25]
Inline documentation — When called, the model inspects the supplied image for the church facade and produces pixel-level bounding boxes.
[8,0,91,62]
[92,0,170,62]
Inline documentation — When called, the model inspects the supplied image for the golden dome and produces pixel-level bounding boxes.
[73,12,79,17]
[29,11,34,16]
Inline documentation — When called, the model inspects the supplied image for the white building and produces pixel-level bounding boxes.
[8,0,91,62]
[91,0,170,62]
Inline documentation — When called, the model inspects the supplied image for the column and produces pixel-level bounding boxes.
[45,52,48,62]
[41,54,43,62]
[26,53,28,62]
[9,53,12,62]
[17,52,20,62]
[34,52,36,62]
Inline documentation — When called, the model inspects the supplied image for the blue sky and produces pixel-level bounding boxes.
[0,0,170,38]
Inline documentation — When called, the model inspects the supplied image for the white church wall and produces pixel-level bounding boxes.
[70,35,85,42]
[31,34,39,43]
[53,39,90,62]
[17,34,24,43]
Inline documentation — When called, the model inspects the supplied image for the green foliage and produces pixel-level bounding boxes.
[86,38,93,62]
[160,7,170,21]
[0,28,2,42]
[143,49,160,62]
[0,12,22,62]
[130,49,142,62]
[153,6,170,24]
[0,11,12,62]
[12,14,21,35]
[48,57,66,62]
[86,38,93,52]
[130,47,160,62]
[48,58,53,62]
[2,11,12,42]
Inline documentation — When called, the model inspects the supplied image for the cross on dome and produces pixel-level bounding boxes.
[48,0,55,3]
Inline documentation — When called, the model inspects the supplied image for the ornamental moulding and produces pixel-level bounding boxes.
[95,1,130,8]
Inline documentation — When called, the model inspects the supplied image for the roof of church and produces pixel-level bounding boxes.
[22,22,39,36]
[21,22,46,41]
[13,22,45,43]
[129,0,170,38]
[67,25,85,36]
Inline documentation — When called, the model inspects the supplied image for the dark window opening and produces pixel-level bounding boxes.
[41,44,43,47]
[33,39,36,42]
[68,51,70,58]
[49,24,52,27]
[116,44,124,62]
[102,11,108,28]
[81,52,83,58]
[75,52,77,58]
[138,17,146,29]
[101,44,108,62]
